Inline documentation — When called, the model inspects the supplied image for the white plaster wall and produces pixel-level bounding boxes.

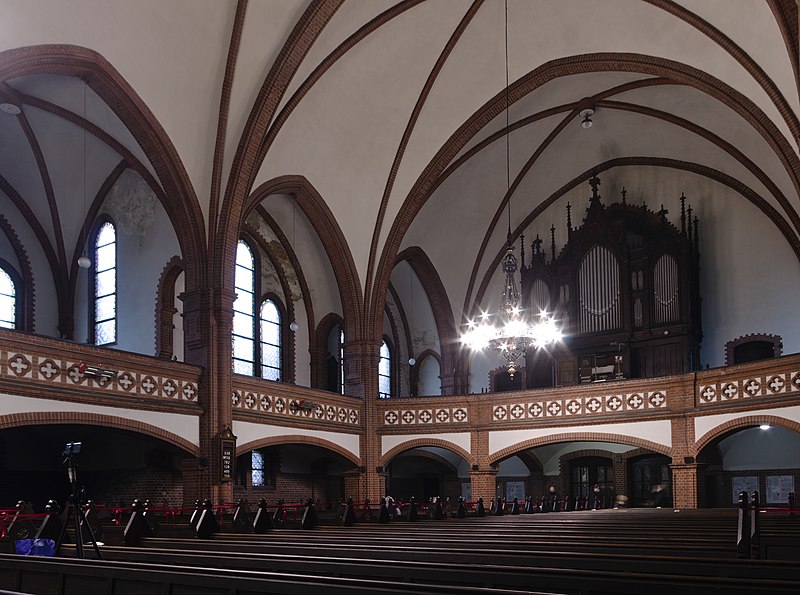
[390,261,441,359]
[73,171,181,356]
[0,392,199,446]
[418,356,441,397]
[232,420,360,461]
[489,420,673,456]
[0,191,59,336]
[382,432,471,457]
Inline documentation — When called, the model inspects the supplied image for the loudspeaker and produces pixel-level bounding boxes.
[376,466,384,473]
[684,456,695,464]
[471,464,479,471]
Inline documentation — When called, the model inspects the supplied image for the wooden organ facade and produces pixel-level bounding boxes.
[519,176,702,388]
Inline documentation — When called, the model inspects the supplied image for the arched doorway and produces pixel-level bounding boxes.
[385,447,470,503]
[698,425,800,508]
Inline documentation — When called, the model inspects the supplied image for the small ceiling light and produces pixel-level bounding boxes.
[408,357,416,366]
[289,321,299,332]
[760,424,771,430]
[77,255,92,269]
[579,108,594,129]
[0,103,21,116]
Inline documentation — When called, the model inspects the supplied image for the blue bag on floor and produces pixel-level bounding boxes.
[15,538,55,557]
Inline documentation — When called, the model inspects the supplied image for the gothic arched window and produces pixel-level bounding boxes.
[91,219,117,345]
[378,339,392,399]
[260,298,282,381]
[233,239,256,375]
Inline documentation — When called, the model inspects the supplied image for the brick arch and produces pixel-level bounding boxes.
[371,52,800,347]
[560,448,617,466]
[312,312,345,390]
[394,448,459,474]
[244,177,362,343]
[0,412,198,456]
[236,434,361,467]
[0,45,206,290]
[694,414,800,456]
[490,432,671,465]
[380,438,475,468]
[155,255,184,359]
[725,333,783,366]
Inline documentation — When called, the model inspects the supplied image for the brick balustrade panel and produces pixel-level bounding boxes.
[0,329,202,414]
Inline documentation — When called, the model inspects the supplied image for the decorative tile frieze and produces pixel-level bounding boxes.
[231,388,359,426]
[699,371,800,404]
[0,350,198,403]
[383,407,468,426]
[492,390,667,422]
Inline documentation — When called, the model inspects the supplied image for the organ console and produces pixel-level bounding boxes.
[519,176,702,388]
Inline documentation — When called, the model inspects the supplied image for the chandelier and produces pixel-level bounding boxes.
[460,0,562,379]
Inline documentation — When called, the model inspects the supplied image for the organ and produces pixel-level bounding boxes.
[519,176,702,388]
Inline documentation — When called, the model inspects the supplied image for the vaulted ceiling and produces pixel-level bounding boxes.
[1,1,798,343]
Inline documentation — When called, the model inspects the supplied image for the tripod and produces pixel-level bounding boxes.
[58,446,102,559]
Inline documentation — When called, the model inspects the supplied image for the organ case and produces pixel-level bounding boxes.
[519,176,702,387]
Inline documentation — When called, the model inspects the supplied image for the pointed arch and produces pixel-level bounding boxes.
[155,255,184,359]
[395,246,462,394]
[0,45,207,290]
[244,176,362,342]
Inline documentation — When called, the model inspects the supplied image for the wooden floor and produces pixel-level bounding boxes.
[0,507,798,594]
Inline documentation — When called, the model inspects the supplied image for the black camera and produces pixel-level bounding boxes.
[63,442,82,457]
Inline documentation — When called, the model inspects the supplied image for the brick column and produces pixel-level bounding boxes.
[181,286,236,504]
[671,463,707,508]
[347,339,383,501]
[612,453,627,500]
[469,469,499,501]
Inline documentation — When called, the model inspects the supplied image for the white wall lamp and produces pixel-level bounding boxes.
[580,108,594,129]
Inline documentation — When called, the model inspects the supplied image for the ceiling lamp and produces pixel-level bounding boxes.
[460,0,562,380]
[579,108,594,129]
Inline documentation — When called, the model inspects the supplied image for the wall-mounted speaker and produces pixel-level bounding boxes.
[684,456,695,464]
[376,466,384,473]
[471,464,479,471]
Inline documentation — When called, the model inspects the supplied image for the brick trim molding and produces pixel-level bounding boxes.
[694,414,800,455]
[380,438,475,468]
[490,432,671,465]
[237,434,361,466]
[0,411,198,456]
[725,333,783,366]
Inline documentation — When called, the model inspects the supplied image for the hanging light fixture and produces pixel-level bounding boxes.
[77,78,91,269]
[460,0,562,379]
[288,195,298,332]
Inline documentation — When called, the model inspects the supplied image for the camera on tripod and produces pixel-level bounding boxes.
[63,442,82,458]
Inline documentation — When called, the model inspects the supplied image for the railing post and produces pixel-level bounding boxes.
[750,491,760,559]
[736,490,750,558]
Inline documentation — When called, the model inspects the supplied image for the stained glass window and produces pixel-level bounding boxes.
[93,221,116,344]
[260,299,281,381]
[233,240,256,375]
[378,340,391,399]
[251,450,265,487]
[0,267,16,330]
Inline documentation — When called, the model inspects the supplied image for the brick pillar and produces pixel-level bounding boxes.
[181,286,235,504]
[342,469,363,502]
[347,339,382,501]
[671,463,707,508]
[470,469,499,501]
[613,453,627,500]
